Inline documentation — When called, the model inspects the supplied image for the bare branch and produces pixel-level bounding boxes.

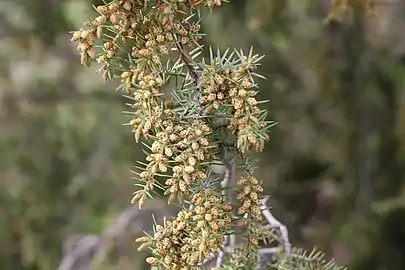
[260,196,291,255]
[58,205,179,270]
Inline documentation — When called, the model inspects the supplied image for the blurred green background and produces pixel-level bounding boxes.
[1,0,405,269]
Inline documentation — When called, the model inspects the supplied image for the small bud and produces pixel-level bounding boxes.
[158,163,167,172]
[137,242,149,251]
[95,15,107,25]
[87,48,96,59]
[215,0,222,6]
[191,141,199,150]
[76,43,87,52]
[97,5,108,14]
[96,26,103,38]
[121,71,132,79]
[184,166,194,174]
[138,195,145,209]
[109,3,118,13]
[80,30,90,39]
[131,192,142,204]
[145,257,159,265]
[70,31,81,41]
[123,1,132,11]
[164,147,173,157]
[135,236,149,243]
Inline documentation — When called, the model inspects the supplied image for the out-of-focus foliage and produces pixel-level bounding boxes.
[1,0,405,270]
[0,0,145,269]
[205,1,405,269]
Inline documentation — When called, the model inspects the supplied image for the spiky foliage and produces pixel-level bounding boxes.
[276,248,346,270]
[70,1,346,269]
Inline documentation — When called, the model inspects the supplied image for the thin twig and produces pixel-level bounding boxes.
[57,206,141,270]
[58,205,179,270]
[172,29,203,118]
[225,158,237,251]
[237,152,292,268]
[215,235,227,268]
[221,246,281,254]
[261,196,291,255]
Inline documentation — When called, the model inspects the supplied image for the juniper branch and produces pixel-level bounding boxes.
[69,1,348,269]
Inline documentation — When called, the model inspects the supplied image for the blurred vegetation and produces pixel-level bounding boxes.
[1,0,405,269]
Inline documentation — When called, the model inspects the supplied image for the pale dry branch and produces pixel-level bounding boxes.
[58,205,179,270]
[261,196,292,255]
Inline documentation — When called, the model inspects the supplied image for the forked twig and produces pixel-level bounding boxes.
[261,196,292,255]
